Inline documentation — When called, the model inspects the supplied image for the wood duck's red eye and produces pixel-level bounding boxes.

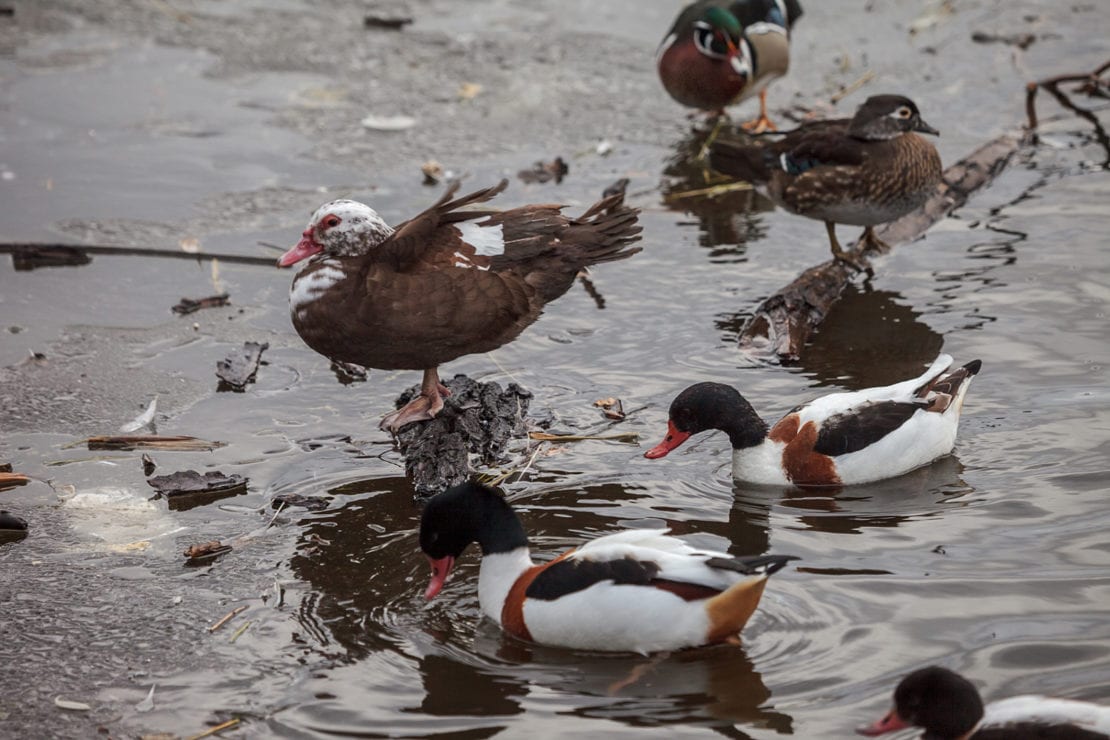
[322,215,341,229]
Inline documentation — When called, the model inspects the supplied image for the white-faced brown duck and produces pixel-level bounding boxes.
[277,180,641,431]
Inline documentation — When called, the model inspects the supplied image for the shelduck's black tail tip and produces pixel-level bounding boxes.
[963,359,983,376]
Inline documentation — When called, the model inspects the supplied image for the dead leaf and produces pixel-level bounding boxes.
[593,397,626,420]
[458,82,483,100]
[421,160,444,185]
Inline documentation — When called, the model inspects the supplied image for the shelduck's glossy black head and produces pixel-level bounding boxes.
[644,382,769,459]
[419,482,528,600]
[848,95,940,141]
[858,666,983,738]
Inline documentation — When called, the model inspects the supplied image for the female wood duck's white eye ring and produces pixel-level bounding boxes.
[897,107,913,119]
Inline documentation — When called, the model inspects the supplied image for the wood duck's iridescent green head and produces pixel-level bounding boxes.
[848,95,940,141]
[693,7,752,80]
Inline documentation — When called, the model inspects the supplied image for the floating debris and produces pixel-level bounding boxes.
[83,435,226,452]
[517,156,568,184]
[528,431,639,443]
[596,139,613,156]
[142,453,157,476]
[602,178,630,199]
[271,493,329,511]
[216,341,268,391]
[363,12,413,30]
[119,396,158,433]
[457,82,482,100]
[172,293,230,315]
[53,696,91,712]
[184,717,240,740]
[11,244,91,271]
[0,472,30,491]
[148,470,248,511]
[330,360,368,384]
[971,30,1036,49]
[361,114,416,131]
[136,684,156,713]
[593,397,626,421]
[184,540,232,564]
[179,237,201,254]
[207,604,248,632]
[393,375,532,498]
[421,160,444,185]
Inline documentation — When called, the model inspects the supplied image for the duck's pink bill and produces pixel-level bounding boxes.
[424,555,455,600]
[856,709,908,736]
[643,421,690,459]
[277,231,322,267]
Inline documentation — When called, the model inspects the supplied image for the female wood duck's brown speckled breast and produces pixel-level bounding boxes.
[709,94,942,265]
[772,131,942,225]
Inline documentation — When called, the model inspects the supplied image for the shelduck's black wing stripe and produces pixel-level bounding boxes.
[813,401,925,457]
[525,557,661,601]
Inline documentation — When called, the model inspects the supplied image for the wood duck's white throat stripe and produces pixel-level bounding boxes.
[455,219,505,257]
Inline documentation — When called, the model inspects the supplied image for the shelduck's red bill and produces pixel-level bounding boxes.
[643,420,691,459]
[424,555,456,600]
[277,231,322,267]
[856,709,909,736]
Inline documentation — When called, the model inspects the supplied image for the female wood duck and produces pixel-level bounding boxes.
[645,354,980,487]
[277,181,641,431]
[858,666,1110,738]
[420,482,797,654]
[657,0,804,131]
[709,94,942,268]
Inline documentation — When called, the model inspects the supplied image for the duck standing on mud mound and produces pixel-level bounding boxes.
[645,354,980,487]
[277,180,641,431]
[419,482,797,653]
[657,0,804,131]
[709,94,941,268]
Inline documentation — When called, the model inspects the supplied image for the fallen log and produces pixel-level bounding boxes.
[737,60,1108,361]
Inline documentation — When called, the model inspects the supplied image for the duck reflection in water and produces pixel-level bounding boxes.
[662,123,775,257]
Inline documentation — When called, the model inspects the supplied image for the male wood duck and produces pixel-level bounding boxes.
[420,481,797,653]
[709,94,942,268]
[645,354,980,487]
[657,0,804,131]
[858,666,1110,739]
[277,181,641,431]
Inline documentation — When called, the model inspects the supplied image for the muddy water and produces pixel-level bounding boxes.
[2,1,1110,738]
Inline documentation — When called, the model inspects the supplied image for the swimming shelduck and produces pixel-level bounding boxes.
[645,354,981,486]
[419,482,797,653]
[858,665,1110,739]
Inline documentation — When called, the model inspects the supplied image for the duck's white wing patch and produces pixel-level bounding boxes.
[572,529,741,591]
[984,696,1110,732]
[290,261,345,314]
[455,219,505,257]
[796,354,954,423]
